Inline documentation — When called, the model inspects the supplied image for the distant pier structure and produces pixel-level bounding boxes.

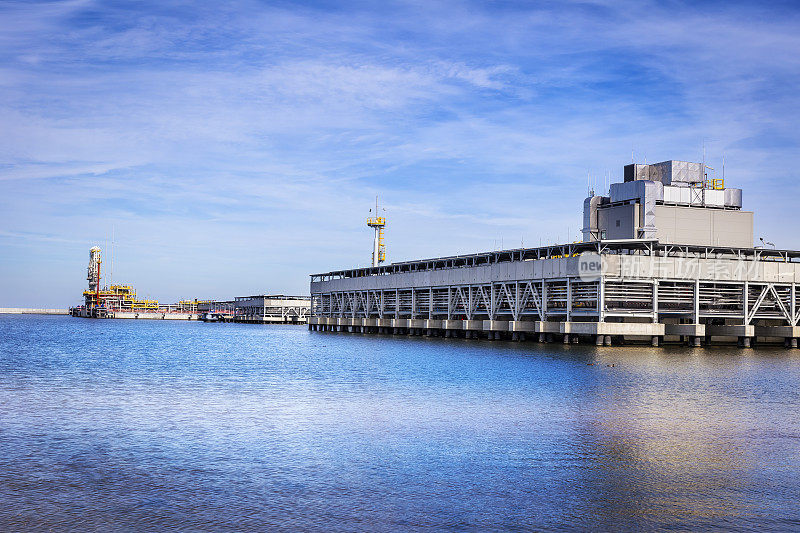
[71,246,310,323]
[309,160,800,348]
[228,295,310,324]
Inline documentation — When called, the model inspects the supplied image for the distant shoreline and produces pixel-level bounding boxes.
[0,308,68,315]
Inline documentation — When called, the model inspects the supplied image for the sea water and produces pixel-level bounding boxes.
[0,315,798,531]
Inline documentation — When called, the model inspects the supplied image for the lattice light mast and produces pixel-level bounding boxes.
[366,197,386,268]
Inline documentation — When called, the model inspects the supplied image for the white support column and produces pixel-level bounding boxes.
[598,278,605,323]
[490,284,496,320]
[542,281,548,321]
[411,288,416,319]
[566,278,572,322]
[447,287,452,320]
[429,287,433,319]
[743,281,749,325]
[652,280,658,323]
[694,280,700,324]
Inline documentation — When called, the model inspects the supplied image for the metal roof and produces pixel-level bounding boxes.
[311,240,800,281]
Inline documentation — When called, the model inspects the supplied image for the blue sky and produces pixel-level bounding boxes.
[2,0,799,307]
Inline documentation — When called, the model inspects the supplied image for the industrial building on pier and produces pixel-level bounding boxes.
[309,160,800,347]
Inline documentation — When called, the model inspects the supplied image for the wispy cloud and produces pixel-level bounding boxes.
[1,0,799,306]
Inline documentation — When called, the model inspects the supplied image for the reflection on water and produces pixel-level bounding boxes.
[0,315,798,531]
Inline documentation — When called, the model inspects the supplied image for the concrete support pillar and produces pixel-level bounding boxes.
[651,336,660,347]
[595,335,604,346]
[512,332,519,341]
[571,335,579,344]
[791,338,798,349]
[739,336,752,348]
[604,335,612,346]
[538,333,546,343]
[563,334,570,344]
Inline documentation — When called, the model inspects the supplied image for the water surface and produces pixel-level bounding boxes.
[1,315,798,531]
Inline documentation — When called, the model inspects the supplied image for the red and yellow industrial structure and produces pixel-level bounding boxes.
[73,246,200,318]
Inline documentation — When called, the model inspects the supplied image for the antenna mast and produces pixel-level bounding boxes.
[366,196,386,268]
[110,225,114,288]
